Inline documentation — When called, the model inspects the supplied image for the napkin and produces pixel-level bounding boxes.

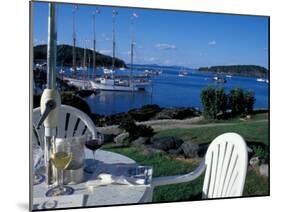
[86,165,152,187]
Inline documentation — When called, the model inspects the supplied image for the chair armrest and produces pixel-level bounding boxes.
[151,158,206,187]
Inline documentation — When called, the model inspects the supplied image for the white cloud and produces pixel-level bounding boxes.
[163,59,171,64]
[208,40,217,45]
[143,57,157,62]
[155,43,176,50]
[99,49,112,55]
[101,33,110,41]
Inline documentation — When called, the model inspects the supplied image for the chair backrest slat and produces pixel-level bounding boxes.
[202,133,248,199]
[65,113,80,138]
[33,105,97,143]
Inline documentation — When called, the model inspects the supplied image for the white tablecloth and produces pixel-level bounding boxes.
[32,149,151,210]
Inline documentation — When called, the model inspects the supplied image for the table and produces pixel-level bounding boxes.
[32,149,152,210]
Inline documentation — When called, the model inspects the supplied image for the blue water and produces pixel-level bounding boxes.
[61,66,269,115]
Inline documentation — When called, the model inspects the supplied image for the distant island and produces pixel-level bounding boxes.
[198,65,268,78]
[34,44,127,68]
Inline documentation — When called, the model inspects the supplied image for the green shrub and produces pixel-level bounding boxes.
[60,92,91,115]
[229,88,255,115]
[200,87,227,119]
[128,104,161,121]
[244,91,256,114]
[229,88,245,115]
[201,87,256,119]
[136,124,155,138]
[253,145,269,163]
[33,92,91,115]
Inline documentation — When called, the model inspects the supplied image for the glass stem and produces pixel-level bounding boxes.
[92,151,96,167]
[58,169,64,191]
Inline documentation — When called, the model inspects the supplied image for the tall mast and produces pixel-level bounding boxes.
[130,13,138,83]
[72,5,77,75]
[112,9,117,78]
[92,8,99,79]
[130,34,133,83]
[83,38,87,68]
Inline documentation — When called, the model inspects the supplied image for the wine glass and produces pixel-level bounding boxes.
[33,130,45,185]
[46,140,74,197]
[33,142,45,185]
[84,133,104,174]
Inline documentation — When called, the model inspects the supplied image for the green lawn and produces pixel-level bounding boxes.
[102,144,269,202]
[196,112,268,125]
[101,117,269,202]
[156,120,268,145]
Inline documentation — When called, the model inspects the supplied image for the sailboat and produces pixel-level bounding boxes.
[64,6,92,91]
[90,10,151,91]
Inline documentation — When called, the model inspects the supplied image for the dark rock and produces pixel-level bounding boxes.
[102,134,115,144]
[114,132,130,146]
[179,141,199,158]
[154,107,201,120]
[198,144,209,157]
[249,157,260,168]
[168,148,181,155]
[174,137,184,149]
[132,137,150,146]
[128,104,162,121]
[60,92,91,115]
[151,136,184,151]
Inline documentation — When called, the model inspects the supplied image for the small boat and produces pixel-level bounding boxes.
[103,68,115,74]
[119,67,126,71]
[178,70,188,77]
[144,69,162,76]
[213,75,226,83]
[77,66,87,71]
[226,75,232,78]
[256,78,266,82]
[59,68,64,74]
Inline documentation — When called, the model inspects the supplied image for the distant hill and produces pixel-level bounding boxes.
[198,65,268,78]
[34,44,127,68]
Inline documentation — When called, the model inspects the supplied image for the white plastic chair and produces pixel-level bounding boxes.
[144,132,248,201]
[33,104,97,143]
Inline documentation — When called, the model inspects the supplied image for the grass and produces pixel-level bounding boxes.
[196,112,268,125]
[156,120,268,145]
[102,144,269,202]
[101,115,269,202]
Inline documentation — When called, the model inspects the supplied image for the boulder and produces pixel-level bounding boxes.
[259,164,269,177]
[102,134,115,144]
[132,137,150,146]
[179,141,199,158]
[114,132,130,146]
[249,156,260,168]
[154,107,200,120]
[151,136,184,151]
[128,104,162,121]
[168,148,182,155]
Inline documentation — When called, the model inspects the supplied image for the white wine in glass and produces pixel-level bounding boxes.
[50,152,72,170]
[46,141,74,197]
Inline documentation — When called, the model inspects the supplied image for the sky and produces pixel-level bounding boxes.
[32,2,269,69]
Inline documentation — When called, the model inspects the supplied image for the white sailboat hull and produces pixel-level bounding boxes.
[90,80,150,92]
[64,77,92,89]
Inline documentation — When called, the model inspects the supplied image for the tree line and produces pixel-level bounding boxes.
[199,65,268,78]
[34,44,127,68]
